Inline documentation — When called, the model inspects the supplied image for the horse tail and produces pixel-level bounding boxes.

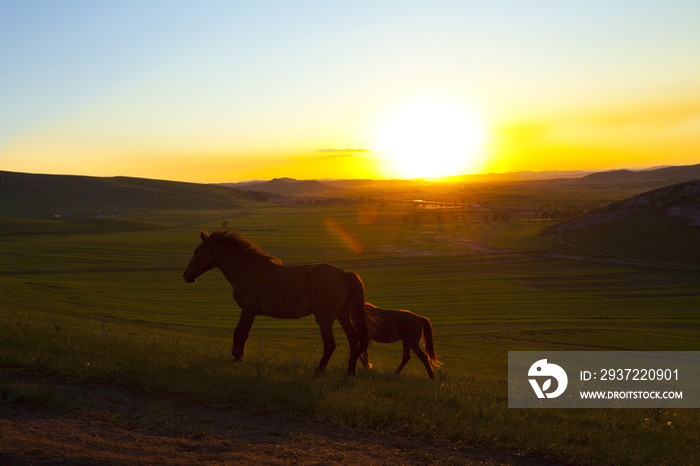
[363,302,380,341]
[421,316,442,367]
[345,272,370,354]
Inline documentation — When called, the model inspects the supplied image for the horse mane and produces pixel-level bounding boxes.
[208,229,281,264]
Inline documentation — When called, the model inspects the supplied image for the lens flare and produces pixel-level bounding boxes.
[324,216,364,253]
[357,206,378,225]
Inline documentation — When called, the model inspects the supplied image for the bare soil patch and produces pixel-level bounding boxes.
[0,367,564,466]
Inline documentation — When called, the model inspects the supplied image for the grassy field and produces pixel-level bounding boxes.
[2,201,699,465]
[562,211,700,263]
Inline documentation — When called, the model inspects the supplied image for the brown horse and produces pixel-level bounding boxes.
[183,229,370,376]
[360,303,441,379]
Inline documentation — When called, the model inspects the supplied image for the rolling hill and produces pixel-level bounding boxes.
[550,179,700,262]
[0,171,266,220]
[220,178,344,196]
[223,170,600,192]
[577,163,700,186]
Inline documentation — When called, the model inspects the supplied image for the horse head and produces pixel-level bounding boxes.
[183,231,217,283]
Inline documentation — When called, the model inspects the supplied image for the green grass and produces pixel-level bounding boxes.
[0,381,68,410]
[2,301,698,466]
[563,211,700,263]
[0,170,264,220]
[1,204,699,465]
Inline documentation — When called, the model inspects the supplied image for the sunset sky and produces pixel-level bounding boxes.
[2,1,699,183]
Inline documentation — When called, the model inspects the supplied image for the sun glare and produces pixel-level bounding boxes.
[378,99,484,178]
[377,99,485,179]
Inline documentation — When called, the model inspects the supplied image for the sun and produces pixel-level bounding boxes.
[376,98,485,179]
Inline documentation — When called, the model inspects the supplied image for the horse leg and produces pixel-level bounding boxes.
[315,322,336,375]
[358,347,372,370]
[360,350,372,370]
[394,341,411,374]
[356,344,370,370]
[338,313,361,375]
[410,343,435,379]
[232,309,256,361]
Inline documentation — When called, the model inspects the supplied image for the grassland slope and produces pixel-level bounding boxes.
[549,179,700,262]
[577,163,700,186]
[222,178,345,196]
[0,171,266,219]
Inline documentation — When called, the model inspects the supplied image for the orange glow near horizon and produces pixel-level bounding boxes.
[4,95,699,183]
[483,98,700,174]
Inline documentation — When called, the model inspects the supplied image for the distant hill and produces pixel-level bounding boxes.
[222,170,599,193]
[328,170,597,186]
[549,180,700,262]
[445,170,596,183]
[577,163,700,186]
[219,166,700,193]
[0,171,266,220]
[220,178,344,196]
[321,179,429,189]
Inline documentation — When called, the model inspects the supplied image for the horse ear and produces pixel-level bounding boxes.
[200,231,209,242]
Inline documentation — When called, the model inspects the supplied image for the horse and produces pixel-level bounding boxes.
[360,303,441,379]
[183,229,370,376]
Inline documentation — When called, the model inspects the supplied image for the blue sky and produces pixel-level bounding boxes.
[2,1,699,181]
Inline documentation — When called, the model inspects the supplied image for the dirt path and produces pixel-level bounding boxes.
[0,367,564,466]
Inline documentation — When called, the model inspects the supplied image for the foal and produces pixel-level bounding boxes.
[360,303,441,378]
